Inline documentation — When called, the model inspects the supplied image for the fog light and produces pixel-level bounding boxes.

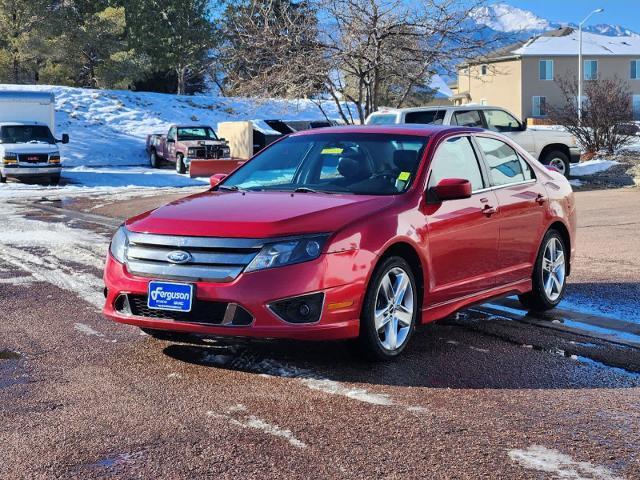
[268,292,324,324]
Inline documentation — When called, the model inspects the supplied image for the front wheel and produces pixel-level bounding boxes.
[176,154,186,174]
[0,174,6,183]
[357,256,418,360]
[519,230,568,311]
[542,150,570,178]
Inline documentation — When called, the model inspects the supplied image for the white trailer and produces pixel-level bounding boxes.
[0,91,68,184]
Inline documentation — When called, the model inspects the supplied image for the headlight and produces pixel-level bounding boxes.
[2,152,17,164]
[245,235,329,272]
[188,147,198,157]
[109,226,129,263]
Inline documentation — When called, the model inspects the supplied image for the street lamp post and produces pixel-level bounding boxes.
[578,8,604,123]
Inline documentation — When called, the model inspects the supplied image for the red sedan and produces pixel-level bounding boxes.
[103,125,576,360]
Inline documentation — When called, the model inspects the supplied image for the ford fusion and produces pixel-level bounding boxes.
[103,125,576,359]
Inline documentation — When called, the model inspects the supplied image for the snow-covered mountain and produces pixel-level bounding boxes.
[473,3,639,37]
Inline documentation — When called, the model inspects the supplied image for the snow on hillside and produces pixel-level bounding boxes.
[471,3,549,33]
[473,3,639,37]
[0,84,348,168]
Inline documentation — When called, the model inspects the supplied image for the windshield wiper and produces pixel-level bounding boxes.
[216,185,244,192]
[293,187,321,193]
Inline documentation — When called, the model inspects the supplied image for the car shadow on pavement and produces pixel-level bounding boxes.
[161,320,639,391]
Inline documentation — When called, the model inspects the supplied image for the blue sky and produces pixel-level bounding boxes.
[505,0,640,32]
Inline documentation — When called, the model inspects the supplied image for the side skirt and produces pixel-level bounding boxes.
[420,279,531,324]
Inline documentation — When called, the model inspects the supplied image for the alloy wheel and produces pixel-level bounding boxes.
[548,157,566,175]
[541,237,566,302]
[374,267,414,351]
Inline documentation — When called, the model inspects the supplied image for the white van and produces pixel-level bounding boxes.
[0,91,69,184]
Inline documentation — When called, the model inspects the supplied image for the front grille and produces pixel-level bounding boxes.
[117,294,253,326]
[189,145,227,159]
[125,232,263,282]
[18,153,49,163]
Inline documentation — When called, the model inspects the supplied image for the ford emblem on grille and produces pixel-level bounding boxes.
[166,250,191,264]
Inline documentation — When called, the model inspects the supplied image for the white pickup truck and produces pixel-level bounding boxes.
[0,91,69,184]
[365,105,580,177]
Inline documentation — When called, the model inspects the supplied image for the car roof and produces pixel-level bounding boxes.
[173,124,214,129]
[371,105,507,114]
[291,124,483,137]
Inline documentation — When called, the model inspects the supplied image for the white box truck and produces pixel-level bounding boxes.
[0,91,69,184]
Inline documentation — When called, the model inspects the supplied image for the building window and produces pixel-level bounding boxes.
[633,95,640,120]
[481,64,488,76]
[584,60,598,80]
[532,96,547,117]
[632,60,640,79]
[539,60,553,80]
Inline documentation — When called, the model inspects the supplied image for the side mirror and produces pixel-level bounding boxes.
[210,173,227,188]
[432,178,472,201]
[60,133,69,144]
[520,119,528,131]
[218,137,226,142]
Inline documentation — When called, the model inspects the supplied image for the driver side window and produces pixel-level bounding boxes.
[428,136,484,192]
[484,109,521,132]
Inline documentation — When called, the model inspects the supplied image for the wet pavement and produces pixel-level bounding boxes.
[1,189,639,479]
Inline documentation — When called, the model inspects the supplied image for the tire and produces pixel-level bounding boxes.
[0,174,6,183]
[357,256,418,360]
[49,173,60,185]
[176,154,186,174]
[149,150,159,168]
[518,229,568,311]
[542,150,570,178]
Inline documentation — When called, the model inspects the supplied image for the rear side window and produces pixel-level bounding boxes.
[405,110,446,125]
[452,110,484,127]
[428,136,484,192]
[367,114,397,125]
[476,137,526,186]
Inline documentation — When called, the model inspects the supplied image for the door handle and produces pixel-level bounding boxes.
[535,194,547,205]
[482,204,497,216]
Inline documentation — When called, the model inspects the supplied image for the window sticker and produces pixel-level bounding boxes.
[321,147,343,155]
[397,171,411,181]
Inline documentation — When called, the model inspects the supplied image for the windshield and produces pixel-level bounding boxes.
[219,132,428,195]
[177,127,218,141]
[366,114,398,125]
[0,125,55,144]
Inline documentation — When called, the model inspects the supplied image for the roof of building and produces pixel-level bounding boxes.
[462,27,640,66]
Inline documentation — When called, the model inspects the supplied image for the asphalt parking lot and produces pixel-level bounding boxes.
[1,187,639,479]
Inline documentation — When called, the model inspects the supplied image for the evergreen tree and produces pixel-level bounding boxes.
[123,0,216,94]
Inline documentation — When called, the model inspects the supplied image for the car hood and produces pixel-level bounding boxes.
[125,190,396,238]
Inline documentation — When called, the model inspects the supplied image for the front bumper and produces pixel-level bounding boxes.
[1,165,61,176]
[103,250,374,341]
[569,147,581,163]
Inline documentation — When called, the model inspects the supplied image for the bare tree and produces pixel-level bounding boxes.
[217,0,325,99]
[549,76,635,154]
[316,0,500,124]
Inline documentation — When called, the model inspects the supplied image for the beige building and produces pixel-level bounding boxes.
[453,28,640,121]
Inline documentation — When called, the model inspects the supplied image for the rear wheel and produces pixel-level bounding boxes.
[149,150,159,168]
[176,154,186,174]
[542,150,570,177]
[357,256,418,360]
[0,174,6,183]
[519,230,567,311]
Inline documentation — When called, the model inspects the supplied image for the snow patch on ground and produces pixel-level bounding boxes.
[571,159,619,176]
[207,404,307,449]
[509,445,623,479]
[74,323,105,338]
[0,203,108,309]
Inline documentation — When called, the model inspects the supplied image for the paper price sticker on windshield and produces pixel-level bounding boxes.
[398,171,411,181]
[321,147,343,155]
